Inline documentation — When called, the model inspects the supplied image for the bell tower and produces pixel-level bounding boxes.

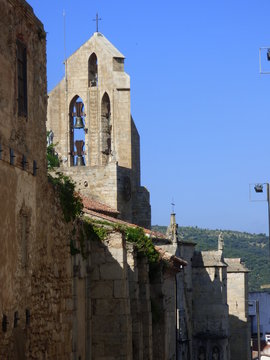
[47,32,151,228]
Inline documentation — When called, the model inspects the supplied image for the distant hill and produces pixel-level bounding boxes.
[152,225,270,292]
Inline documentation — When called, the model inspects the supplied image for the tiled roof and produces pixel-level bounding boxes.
[81,196,120,217]
[192,250,227,267]
[82,207,187,269]
[224,258,249,273]
[155,246,188,269]
[83,206,166,238]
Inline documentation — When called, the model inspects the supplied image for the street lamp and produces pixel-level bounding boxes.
[259,47,270,74]
[251,183,270,256]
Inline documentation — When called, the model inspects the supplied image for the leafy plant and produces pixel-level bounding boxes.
[46,131,59,170]
[125,226,159,264]
[48,172,83,223]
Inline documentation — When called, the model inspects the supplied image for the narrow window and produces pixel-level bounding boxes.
[88,53,98,87]
[101,92,111,165]
[21,214,28,268]
[17,40,27,116]
[69,96,86,166]
[212,346,220,360]
[198,346,206,360]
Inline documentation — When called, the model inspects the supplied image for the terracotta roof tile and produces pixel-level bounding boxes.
[82,208,187,269]
[81,195,119,217]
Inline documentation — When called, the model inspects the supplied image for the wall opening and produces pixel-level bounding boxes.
[88,53,98,87]
[69,96,86,166]
[17,39,27,117]
[100,92,111,165]
[198,346,206,360]
[211,346,220,360]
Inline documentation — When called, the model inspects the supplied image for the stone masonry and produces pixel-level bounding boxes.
[0,1,73,358]
[47,32,151,229]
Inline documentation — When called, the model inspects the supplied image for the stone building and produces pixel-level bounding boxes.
[0,1,187,359]
[154,214,251,360]
[0,0,73,358]
[47,31,151,229]
[71,201,187,360]
[226,258,250,360]
[0,1,251,359]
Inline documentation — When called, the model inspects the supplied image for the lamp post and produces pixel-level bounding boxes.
[253,183,270,256]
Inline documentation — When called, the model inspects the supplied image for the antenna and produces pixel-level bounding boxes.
[171,198,175,214]
[63,9,67,92]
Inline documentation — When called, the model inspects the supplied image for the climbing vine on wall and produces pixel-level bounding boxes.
[48,172,83,223]
[124,226,160,264]
[46,131,60,170]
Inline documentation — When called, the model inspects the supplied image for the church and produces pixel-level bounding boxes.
[47,31,151,229]
[0,1,251,359]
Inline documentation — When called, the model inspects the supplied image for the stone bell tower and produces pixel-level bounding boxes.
[47,32,151,228]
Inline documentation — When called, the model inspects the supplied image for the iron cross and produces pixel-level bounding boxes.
[171,199,175,213]
[93,13,102,33]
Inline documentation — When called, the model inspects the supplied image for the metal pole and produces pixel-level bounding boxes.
[259,48,262,74]
[267,183,270,257]
[256,300,261,360]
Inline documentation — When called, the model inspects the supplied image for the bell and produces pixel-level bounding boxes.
[76,156,85,166]
[74,116,84,129]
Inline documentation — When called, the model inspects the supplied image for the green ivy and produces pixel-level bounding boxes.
[46,132,60,170]
[48,172,83,223]
[69,218,109,259]
[83,218,109,241]
[125,226,159,264]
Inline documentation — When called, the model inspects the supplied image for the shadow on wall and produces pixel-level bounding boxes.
[72,228,172,360]
[229,314,251,360]
[191,251,229,360]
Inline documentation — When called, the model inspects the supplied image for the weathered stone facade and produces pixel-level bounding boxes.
[1,2,251,360]
[225,258,250,360]
[154,214,251,360]
[47,32,151,229]
[69,205,188,360]
[0,0,73,358]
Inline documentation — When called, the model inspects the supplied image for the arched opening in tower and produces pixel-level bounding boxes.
[88,53,98,87]
[69,96,86,166]
[101,92,111,165]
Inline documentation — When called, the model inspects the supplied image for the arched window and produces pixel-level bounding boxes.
[69,96,86,166]
[88,53,98,87]
[101,92,111,165]
[198,346,206,360]
[212,346,220,360]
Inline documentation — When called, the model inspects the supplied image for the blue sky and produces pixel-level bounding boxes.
[28,0,270,233]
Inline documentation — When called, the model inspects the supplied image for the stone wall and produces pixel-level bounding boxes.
[47,31,151,229]
[226,258,251,360]
[150,266,177,360]
[126,244,144,360]
[59,163,118,210]
[71,225,176,360]
[47,32,131,170]
[89,231,133,360]
[0,1,73,358]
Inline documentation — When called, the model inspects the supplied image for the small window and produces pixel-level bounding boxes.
[20,213,29,268]
[198,346,206,360]
[212,346,220,360]
[17,40,27,116]
[88,53,98,87]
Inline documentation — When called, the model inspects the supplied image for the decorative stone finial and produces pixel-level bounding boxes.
[218,232,224,252]
[166,212,178,244]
